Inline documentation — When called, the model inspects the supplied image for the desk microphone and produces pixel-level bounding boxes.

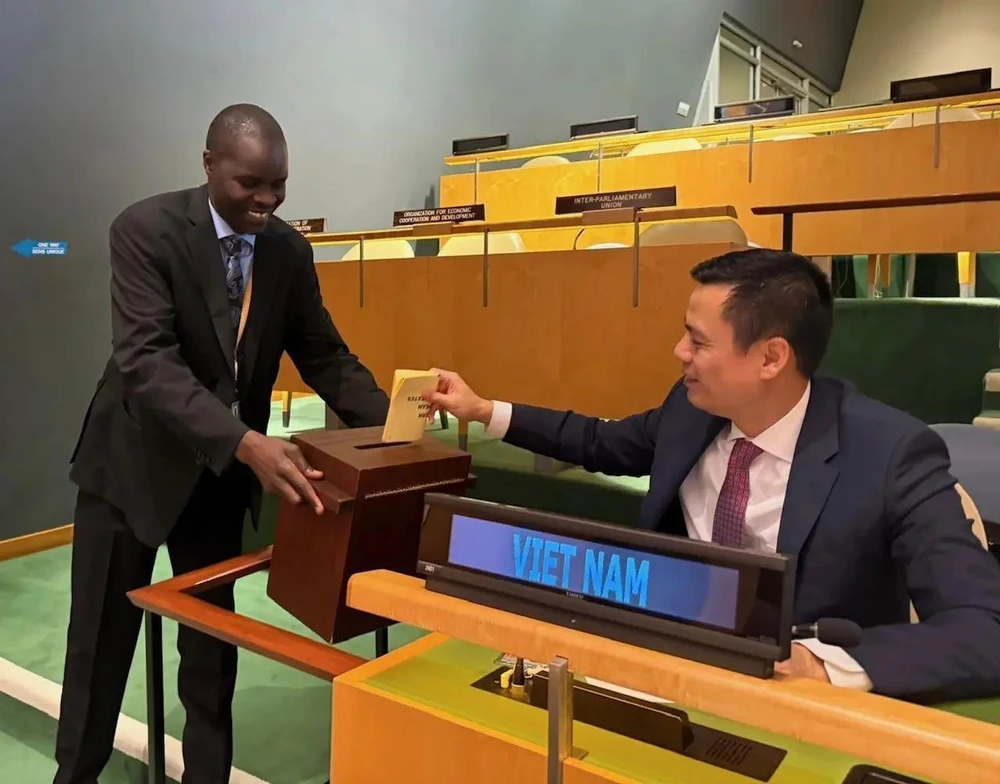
[791,618,863,648]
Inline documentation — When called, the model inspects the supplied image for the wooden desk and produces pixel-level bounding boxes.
[441,116,1000,254]
[343,570,1000,784]
[752,191,1000,251]
[276,238,744,421]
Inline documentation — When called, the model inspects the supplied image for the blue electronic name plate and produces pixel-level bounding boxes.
[447,515,741,630]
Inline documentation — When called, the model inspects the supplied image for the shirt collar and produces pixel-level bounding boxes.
[728,381,811,462]
[208,198,256,248]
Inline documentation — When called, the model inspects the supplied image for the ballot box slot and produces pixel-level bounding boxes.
[470,665,786,781]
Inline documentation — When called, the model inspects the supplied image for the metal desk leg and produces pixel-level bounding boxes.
[782,213,794,251]
[375,627,389,657]
[546,657,573,784]
[145,611,166,784]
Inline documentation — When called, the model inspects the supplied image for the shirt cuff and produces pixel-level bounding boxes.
[485,400,512,438]
[794,639,873,692]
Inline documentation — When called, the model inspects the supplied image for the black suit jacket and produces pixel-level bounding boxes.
[70,185,389,547]
[503,376,1000,703]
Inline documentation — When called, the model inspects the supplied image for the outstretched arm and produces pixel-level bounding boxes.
[426,370,682,478]
[490,399,664,477]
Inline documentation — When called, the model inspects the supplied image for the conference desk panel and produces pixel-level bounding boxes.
[336,570,1000,784]
[335,635,1000,784]
[440,118,1000,256]
[275,242,736,420]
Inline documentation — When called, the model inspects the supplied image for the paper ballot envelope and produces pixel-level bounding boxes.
[381,369,439,443]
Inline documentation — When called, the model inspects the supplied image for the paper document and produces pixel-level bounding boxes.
[381,369,438,443]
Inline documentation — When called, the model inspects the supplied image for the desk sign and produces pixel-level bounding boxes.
[555,186,677,215]
[286,218,326,234]
[393,204,485,226]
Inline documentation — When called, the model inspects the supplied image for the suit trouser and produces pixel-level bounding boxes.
[53,474,245,784]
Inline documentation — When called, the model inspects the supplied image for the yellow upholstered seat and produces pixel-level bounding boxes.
[521,155,570,168]
[638,218,747,247]
[886,107,982,129]
[438,233,525,256]
[626,139,702,157]
[341,239,415,260]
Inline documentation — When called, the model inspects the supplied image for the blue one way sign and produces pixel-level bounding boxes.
[11,239,68,257]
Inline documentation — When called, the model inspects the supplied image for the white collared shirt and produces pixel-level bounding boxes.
[678,383,811,552]
[486,385,873,691]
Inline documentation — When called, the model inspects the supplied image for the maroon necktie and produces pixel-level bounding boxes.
[711,438,763,548]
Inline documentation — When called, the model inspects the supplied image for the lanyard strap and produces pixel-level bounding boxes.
[235,271,253,379]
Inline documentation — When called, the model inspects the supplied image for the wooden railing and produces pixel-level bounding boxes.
[303,204,737,247]
[440,91,1000,166]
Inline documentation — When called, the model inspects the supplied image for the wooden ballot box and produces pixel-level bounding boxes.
[266,426,473,643]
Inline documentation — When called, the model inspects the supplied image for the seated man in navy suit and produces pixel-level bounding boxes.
[424,248,1000,704]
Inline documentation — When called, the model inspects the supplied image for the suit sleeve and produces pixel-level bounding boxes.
[110,214,249,475]
[499,382,681,477]
[283,244,389,427]
[848,427,1000,703]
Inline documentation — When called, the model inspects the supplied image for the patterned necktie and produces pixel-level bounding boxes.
[221,235,247,337]
[711,438,763,548]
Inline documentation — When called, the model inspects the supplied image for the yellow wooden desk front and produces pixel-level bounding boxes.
[333,633,1000,784]
[335,571,1000,784]
[276,241,739,419]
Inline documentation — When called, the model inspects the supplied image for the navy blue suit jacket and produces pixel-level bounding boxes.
[502,375,1000,703]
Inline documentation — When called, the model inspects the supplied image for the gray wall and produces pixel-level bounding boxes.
[0,0,861,539]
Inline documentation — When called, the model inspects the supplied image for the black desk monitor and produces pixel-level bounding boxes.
[418,494,796,678]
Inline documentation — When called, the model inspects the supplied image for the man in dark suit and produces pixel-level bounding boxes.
[55,104,389,784]
[425,248,1000,704]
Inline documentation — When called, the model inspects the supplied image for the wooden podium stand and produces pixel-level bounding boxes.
[266,427,473,643]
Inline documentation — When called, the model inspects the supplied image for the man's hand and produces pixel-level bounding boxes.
[422,368,493,424]
[235,431,325,514]
[774,643,831,683]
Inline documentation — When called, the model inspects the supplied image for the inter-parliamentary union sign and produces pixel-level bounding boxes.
[555,186,677,215]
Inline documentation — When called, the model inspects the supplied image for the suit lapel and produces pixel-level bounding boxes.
[776,379,841,554]
[646,403,726,530]
[184,186,235,374]
[237,230,280,385]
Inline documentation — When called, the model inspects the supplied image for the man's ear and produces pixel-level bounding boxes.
[760,336,792,380]
[202,150,213,177]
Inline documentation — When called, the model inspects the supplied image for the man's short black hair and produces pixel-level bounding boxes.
[205,103,285,156]
[690,248,833,377]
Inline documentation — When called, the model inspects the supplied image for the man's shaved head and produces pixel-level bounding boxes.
[202,103,288,235]
[205,103,285,158]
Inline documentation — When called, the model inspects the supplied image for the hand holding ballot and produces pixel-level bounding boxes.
[422,369,494,424]
[381,369,441,442]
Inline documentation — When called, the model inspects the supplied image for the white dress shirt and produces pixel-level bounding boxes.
[486,385,872,691]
